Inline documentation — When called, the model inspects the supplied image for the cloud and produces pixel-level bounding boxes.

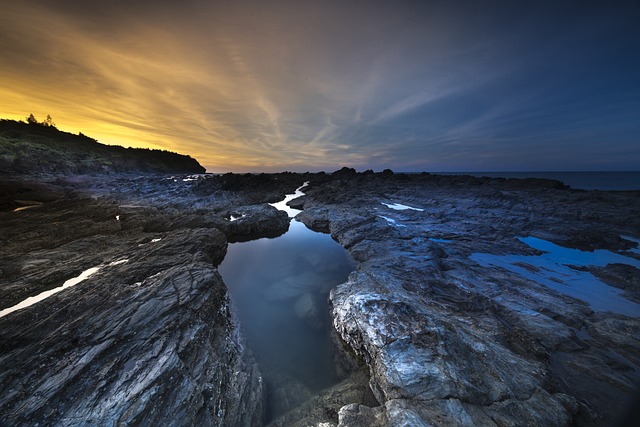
[1,0,639,172]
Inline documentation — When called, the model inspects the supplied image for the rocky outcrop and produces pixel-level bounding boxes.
[0,119,206,175]
[0,174,309,426]
[2,171,639,426]
[297,172,640,426]
[222,204,291,242]
[0,222,264,425]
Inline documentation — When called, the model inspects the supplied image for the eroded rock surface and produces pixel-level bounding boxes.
[2,171,639,426]
[296,172,640,427]
[0,173,304,426]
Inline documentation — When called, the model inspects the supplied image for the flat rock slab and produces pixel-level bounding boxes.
[297,173,640,427]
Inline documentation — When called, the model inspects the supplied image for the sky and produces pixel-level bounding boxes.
[1,0,639,172]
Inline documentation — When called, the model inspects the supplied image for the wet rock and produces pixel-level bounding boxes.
[338,403,386,427]
[578,263,640,303]
[3,171,639,426]
[222,204,291,243]
[267,368,378,427]
[296,208,331,233]
[287,195,305,210]
[0,175,302,426]
[300,172,640,426]
[0,229,263,426]
[0,179,66,211]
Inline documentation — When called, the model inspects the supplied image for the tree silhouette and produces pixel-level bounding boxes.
[43,115,56,128]
[24,114,57,128]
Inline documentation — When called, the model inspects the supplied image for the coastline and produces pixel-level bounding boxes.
[433,171,640,191]
[1,171,639,426]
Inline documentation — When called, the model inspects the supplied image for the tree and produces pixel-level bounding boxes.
[43,114,56,128]
[24,113,56,128]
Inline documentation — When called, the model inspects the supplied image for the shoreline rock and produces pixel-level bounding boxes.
[0,173,305,426]
[297,172,640,426]
[0,227,265,426]
[1,171,639,426]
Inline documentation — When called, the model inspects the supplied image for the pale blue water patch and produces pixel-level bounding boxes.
[379,215,406,227]
[470,237,640,317]
[434,171,640,191]
[219,185,354,420]
[520,237,640,268]
[382,202,424,211]
[429,238,452,243]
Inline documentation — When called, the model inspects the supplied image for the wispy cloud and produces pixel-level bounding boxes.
[1,0,639,172]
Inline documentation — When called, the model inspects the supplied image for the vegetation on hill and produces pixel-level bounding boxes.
[0,116,206,175]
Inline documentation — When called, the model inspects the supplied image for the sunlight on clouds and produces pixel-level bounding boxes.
[2,1,639,172]
[3,1,448,171]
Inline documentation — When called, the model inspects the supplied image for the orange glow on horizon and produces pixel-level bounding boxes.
[4,1,638,173]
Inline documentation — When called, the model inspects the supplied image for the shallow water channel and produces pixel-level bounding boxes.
[218,185,354,421]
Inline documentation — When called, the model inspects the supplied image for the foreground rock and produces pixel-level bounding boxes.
[2,171,639,426]
[296,172,640,426]
[1,228,264,425]
[0,173,304,426]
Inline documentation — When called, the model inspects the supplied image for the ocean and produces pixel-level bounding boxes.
[433,171,640,191]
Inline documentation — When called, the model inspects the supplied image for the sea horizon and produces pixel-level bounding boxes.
[432,171,640,191]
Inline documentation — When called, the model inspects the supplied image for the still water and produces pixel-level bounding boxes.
[218,187,354,420]
[471,236,640,317]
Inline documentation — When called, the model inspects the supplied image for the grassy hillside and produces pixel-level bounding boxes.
[0,119,205,175]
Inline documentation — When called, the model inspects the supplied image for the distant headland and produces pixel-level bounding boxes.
[0,116,205,175]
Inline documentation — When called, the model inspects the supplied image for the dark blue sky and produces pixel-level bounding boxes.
[2,0,639,171]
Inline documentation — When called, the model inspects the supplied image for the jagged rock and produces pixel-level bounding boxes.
[0,228,263,426]
[299,172,640,426]
[268,368,378,427]
[0,174,309,426]
[338,403,386,427]
[287,195,305,210]
[223,204,291,242]
[2,171,639,427]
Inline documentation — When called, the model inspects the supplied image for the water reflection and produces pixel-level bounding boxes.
[219,216,354,419]
[471,236,640,317]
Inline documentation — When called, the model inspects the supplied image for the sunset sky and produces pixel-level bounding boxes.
[2,0,639,172]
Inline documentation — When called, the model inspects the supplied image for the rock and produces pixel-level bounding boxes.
[287,195,305,210]
[0,175,307,426]
[0,179,66,211]
[0,231,263,426]
[267,368,378,427]
[338,403,386,427]
[222,204,291,242]
[332,167,357,178]
[299,172,640,426]
[579,263,640,303]
[296,208,331,233]
[3,171,639,427]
